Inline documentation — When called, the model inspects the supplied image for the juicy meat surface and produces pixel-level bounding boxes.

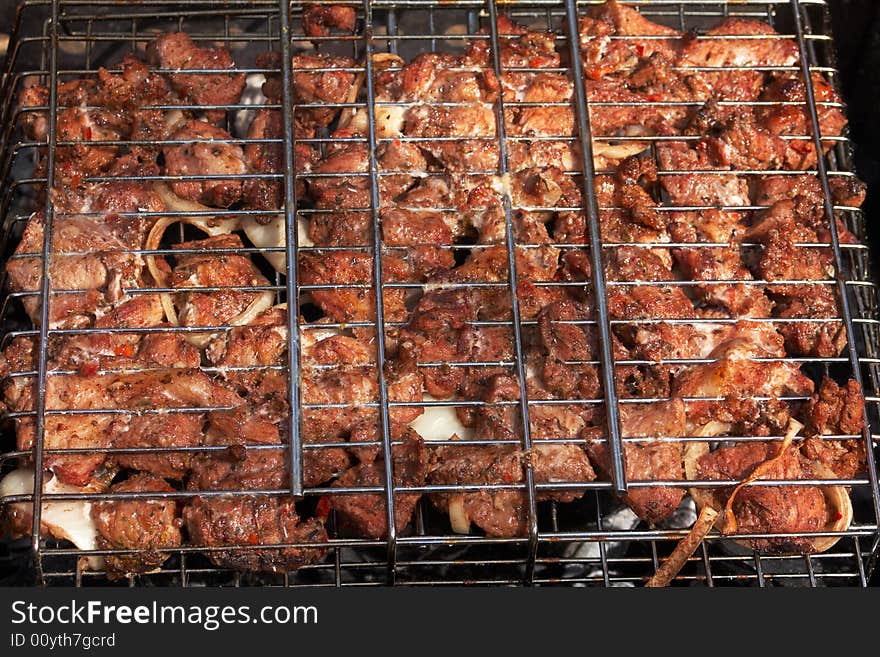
[163,120,246,207]
[429,444,528,537]
[6,212,149,329]
[170,234,271,339]
[12,368,241,485]
[800,378,866,479]
[302,5,356,38]
[92,474,182,577]
[694,442,835,553]
[146,32,246,122]
[185,440,328,572]
[330,429,429,538]
[184,495,328,573]
[586,399,686,524]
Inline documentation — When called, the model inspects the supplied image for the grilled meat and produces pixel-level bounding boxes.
[330,428,429,538]
[800,378,866,479]
[302,5,357,38]
[92,474,182,577]
[691,441,839,553]
[163,120,246,208]
[146,32,246,123]
[1,6,872,575]
[586,399,686,524]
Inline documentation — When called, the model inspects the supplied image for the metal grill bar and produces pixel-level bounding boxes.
[28,0,59,582]
[485,0,540,584]
[279,0,303,496]
[790,0,880,534]
[564,0,626,493]
[361,0,399,583]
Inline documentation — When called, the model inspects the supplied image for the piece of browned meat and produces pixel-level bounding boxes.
[757,72,847,169]
[169,235,272,344]
[676,18,798,101]
[298,250,411,323]
[330,428,429,538]
[146,32,246,123]
[692,442,837,553]
[6,211,151,329]
[92,474,182,578]
[185,440,328,572]
[259,52,357,131]
[163,120,246,207]
[586,399,686,524]
[302,5,357,38]
[800,378,866,480]
[673,327,814,435]
[12,368,241,486]
[429,443,528,537]
[578,1,681,80]
[757,232,843,357]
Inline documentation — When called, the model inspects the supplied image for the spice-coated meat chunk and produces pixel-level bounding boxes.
[330,429,429,538]
[146,32,246,123]
[162,120,246,208]
[92,474,182,578]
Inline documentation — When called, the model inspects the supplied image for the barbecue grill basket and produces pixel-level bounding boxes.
[1,0,879,587]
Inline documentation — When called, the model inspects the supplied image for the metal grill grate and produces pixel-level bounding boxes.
[0,0,879,587]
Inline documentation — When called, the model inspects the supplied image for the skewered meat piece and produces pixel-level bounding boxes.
[92,474,182,577]
[162,120,246,208]
[800,378,866,479]
[757,232,843,357]
[6,212,149,329]
[302,5,357,38]
[146,32,246,123]
[757,72,847,169]
[429,443,527,537]
[689,441,840,553]
[676,18,798,101]
[169,234,272,343]
[586,399,686,524]
[578,0,681,80]
[330,428,429,538]
[185,441,328,572]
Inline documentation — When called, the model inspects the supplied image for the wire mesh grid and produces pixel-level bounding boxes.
[0,0,877,587]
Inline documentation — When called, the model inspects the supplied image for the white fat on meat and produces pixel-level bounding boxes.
[0,468,104,570]
[241,213,313,274]
[409,395,474,441]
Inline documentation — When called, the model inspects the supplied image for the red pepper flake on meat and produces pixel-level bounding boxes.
[79,361,100,377]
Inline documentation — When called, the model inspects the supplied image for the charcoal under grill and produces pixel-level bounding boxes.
[1,0,879,587]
